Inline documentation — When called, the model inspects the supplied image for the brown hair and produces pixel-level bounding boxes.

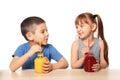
[75,12,109,65]
[21,16,45,40]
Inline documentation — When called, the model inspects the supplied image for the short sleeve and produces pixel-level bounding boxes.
[12,43,29,57]
[12,46,24,57]
[48,44,63,61]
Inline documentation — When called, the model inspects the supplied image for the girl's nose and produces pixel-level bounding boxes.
[77,27,81,32]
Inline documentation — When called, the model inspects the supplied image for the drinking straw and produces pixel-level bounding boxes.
[88,39,90,48]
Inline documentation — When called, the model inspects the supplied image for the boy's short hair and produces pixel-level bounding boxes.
[21,16,45,40]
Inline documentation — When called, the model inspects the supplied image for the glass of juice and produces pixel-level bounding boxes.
[84,52,97,72]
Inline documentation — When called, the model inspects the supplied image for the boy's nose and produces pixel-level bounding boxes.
[45,32,49,36]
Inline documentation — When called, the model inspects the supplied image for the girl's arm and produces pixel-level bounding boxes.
[92,38,108,72]
[99,39,108,68]
[71,40,86,69]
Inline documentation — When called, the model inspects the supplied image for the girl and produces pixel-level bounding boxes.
[71,12,109,71]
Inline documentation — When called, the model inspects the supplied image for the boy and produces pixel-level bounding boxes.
[9,16,68,72]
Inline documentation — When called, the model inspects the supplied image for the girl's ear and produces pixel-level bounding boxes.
[26,32,34,41]
[92,23,97,32]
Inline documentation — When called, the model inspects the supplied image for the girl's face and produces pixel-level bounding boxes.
[76,22,92,40]
[32,23,49,46]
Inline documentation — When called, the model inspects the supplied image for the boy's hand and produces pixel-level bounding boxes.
[42,57,53,73]
[28,44,42,57]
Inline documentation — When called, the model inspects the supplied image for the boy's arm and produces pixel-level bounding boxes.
[52,57,68,69]
[9,52,31,72]
[9,44,42,72]
[42,57,68,73]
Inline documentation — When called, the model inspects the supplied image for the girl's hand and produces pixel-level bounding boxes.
[42,57,53,73]
[81,47,89,57]
[92,61,101,72]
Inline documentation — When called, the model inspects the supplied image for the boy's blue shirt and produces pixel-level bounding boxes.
[12,42,62,69]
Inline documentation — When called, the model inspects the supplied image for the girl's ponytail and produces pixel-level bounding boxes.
[94,14,109,65]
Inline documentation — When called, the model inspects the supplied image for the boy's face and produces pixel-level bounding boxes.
[32,23,49,46]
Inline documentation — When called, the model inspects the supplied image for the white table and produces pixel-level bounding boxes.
[0,69,120,80]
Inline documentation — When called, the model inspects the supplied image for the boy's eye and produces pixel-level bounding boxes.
[40,30,44,33]
[40,29,48,33]
[45,29,48,32]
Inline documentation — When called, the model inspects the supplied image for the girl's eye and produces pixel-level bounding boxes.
[76,26,78,29]
[76,25,80,29]
[81,24,85,28]
[81,26,83,28]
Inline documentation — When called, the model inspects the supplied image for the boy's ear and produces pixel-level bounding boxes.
[26,32,34,41]
[92,23,97,32]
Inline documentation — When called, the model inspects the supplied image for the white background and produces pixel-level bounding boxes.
[0,0,119,70]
